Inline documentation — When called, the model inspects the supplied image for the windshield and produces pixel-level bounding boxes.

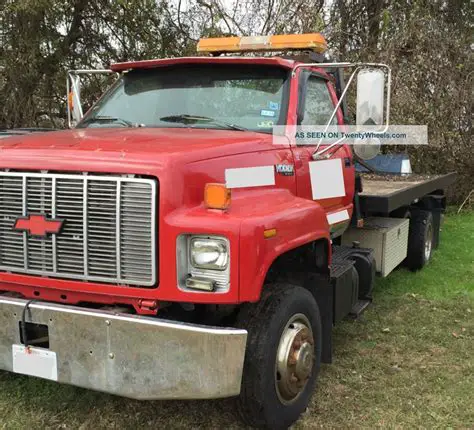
[77,64,289,133]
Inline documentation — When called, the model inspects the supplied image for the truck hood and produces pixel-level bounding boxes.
[0,127,279,174]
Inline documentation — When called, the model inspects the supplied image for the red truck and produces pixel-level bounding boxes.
[0,34,455,428]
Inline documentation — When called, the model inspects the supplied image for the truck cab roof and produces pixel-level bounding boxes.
[110,56,327,77]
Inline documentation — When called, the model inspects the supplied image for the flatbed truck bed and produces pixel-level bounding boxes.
[359,172,456,214]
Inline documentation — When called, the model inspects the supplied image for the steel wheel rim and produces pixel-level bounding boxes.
[275,313,314,405]
[425,223,433,261]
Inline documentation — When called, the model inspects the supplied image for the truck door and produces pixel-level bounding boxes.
[291,72,355,234]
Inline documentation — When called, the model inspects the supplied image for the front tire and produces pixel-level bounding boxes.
[234,284,322,429]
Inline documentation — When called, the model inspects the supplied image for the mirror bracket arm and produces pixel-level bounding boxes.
[291,62,392,159]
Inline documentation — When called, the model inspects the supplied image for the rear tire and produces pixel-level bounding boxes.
[406,210,434,271]
[234,284,322,429]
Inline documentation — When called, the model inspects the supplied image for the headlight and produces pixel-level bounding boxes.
[190,237,229,271]
[176,234,230,293]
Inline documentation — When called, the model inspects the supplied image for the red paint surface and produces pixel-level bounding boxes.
[110,56,300,72]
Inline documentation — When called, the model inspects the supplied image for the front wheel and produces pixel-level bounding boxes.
[234,284,322,429]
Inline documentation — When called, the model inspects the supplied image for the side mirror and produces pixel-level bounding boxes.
[356,69,385,127]
[68,73,84,127]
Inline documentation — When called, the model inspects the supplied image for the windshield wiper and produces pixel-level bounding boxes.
[159,114,248,131]
[80,115,138,128]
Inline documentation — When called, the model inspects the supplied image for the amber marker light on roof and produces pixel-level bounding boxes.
[204,183,231,210]
[197,33,327,54]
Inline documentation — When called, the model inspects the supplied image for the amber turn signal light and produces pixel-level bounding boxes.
[204,183,231,210]
[263,228,277,239]
[68,91,74,110]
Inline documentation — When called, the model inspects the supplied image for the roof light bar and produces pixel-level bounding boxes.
[197,33,327,54]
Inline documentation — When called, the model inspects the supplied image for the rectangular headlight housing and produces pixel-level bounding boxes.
[177,235,230,293]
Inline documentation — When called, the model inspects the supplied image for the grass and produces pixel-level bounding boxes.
[1,212,473,429]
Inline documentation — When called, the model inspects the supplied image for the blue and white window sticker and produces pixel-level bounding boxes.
[269,101,279,110]
[261,109,276,117]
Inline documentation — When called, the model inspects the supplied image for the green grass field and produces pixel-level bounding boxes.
[1,212,473,429]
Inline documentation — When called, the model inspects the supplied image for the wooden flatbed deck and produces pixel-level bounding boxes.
[359,172,456,214]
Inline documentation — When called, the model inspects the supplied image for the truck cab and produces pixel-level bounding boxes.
[0,33,454,428]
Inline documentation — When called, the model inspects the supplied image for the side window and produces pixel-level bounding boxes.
[302,76,337,126]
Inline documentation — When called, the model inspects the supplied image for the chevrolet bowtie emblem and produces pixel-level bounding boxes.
[13,214,64,237]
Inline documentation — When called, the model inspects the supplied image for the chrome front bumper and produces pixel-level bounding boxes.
[0,297,247,400]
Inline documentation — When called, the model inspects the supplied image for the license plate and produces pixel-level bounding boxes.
[12,344,58,381]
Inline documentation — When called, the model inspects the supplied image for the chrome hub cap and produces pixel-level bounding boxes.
[275,314,314,404]
[425,224,433,261]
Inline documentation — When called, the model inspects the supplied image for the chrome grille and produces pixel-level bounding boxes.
[0,172,157,286]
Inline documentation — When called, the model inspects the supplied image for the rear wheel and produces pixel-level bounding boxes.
[406,210,434,271]
[234,284,322,429]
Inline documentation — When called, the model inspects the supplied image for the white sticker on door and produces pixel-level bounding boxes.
[327,209,350,225]
[309,158,346,200]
